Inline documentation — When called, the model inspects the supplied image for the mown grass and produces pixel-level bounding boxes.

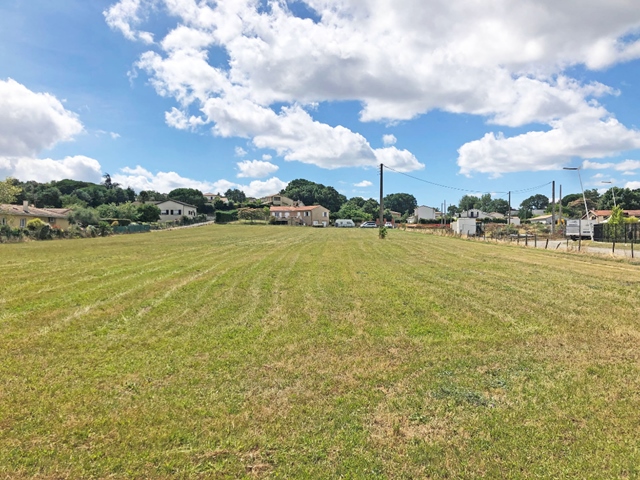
[1,225,639,478]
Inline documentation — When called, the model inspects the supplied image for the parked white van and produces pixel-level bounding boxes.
[335,219,356,228]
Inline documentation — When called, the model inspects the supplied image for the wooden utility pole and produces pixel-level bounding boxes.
[551,181,556,234]
[508,191,511,225]
[379,164,384,226]
[558,184,563,231]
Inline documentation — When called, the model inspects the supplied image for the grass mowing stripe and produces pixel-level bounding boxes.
[1,225,639,478]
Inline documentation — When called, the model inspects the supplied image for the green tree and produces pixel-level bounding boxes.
[521,194,549,211]
[0,178,22,204]
[97,203,119,219]
[490,198,510,214]
[608,206,625,226]
[478,193,493,212]
[138,191,150,203]
[60,194,87,208]
[361,198,380,219]
[597,187,640,210]
[116,202,139,221]
[383,193,417,215]
[238,207,265,223]
[38,187,62,208]
[101,173,120,190]
[335,203,372,222]
[347,196,366,208]
[145,190,168,201]
[459,195,480,211]
[168,188,206,213]
[280,179,347,213]
[51,179,93,195]
[225,188,246,204]
[68,206,100,226]
[137,203,161,222]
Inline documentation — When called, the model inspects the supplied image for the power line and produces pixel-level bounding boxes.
[382,164,552,196]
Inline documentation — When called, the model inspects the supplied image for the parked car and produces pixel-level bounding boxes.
[335,219,356,228]
[360,221,377,228]
[384,222,394,229]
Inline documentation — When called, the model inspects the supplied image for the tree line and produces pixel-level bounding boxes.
[4,173,637,226]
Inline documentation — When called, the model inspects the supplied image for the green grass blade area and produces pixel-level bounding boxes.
[1,226,639,478]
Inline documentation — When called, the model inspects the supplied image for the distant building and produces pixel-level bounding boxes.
[203,193,228,204]
[413,205,438,221]
[261,194,303,207]
[530,214,554,225]
[460,209,490,219]
[270,205,329,227]
[153,199,198,222]
[0,201,70,229]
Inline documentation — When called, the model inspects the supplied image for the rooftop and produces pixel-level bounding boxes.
[0,204,69,219]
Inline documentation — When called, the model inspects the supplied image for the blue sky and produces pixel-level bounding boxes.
[2,0,640,209]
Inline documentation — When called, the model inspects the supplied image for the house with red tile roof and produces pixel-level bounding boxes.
[270,205,330,227]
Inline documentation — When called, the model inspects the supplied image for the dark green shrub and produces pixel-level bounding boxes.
[97,221,113,236]
[215,210,238,223]
[37,224,52,240]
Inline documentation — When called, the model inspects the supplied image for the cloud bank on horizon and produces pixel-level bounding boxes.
[102,0,640,179]
[4,0,640,194]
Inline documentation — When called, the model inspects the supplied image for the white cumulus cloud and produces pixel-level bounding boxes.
[0,78,84,157]
[236,159,279,178]
[382,134,397,146]
[105,0,640,175]
[583,159,640,171]
[354,180,372,187]
[113,164,288,197]
[0,79,103,183]
[0,155,102,183]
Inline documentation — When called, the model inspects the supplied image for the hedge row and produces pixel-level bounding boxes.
[215,210,238,223]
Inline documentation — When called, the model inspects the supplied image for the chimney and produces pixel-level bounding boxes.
[23,200,29,212]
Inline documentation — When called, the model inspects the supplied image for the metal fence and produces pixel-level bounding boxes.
[593,223,639,243]
[113,224,151,234]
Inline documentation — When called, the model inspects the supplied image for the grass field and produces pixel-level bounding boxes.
[1,225,639,478]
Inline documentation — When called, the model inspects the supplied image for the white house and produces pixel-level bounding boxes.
[460,209,490,219]
[451,218,477,235]
[154,199,198,222]
[530,214,554,225]
[413,205,439,221]
[203,193,228,204]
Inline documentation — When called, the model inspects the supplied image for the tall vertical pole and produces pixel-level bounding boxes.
[576,168,594,241]
[379,163,384,227]
[559,184,563,232]
[444,200,447,226]
[508,191,511,225]
[551,181,556,235]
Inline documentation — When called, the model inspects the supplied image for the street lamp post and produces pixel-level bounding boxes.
[563,166,593,241]
[601,181,616,207]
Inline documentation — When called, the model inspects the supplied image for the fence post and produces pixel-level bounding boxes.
[545,238,549,249]
[535,234,537,248]
[525,234,528,247]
